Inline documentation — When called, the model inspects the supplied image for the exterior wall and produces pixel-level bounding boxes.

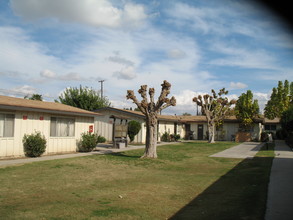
[0,110,94,158]
[189,122,262,141]
[158,121,175,135]
[188,123,207,140]
[94,115,114,141]
[94,111,146,144]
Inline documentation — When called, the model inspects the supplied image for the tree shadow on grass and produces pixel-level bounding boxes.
[169,156,274,220]
[108,152,141,159]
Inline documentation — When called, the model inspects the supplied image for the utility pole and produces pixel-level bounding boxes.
[98,80,105,98]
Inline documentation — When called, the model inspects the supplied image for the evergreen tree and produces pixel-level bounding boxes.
[265,80,292,119]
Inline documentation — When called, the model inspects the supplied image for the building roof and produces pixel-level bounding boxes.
[263,117,281,124]
[95,107,269,124]
[0,95,102,117]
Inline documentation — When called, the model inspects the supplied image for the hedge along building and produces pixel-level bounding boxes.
[94,107,185,144]
[0,95,102,158]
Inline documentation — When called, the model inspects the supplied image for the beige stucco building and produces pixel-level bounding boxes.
[0,95,102,158]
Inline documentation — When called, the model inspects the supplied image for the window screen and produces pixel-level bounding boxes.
[50,117,75,137]
[0,114,15,137]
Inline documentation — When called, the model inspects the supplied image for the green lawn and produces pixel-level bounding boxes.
[0,142,274,220]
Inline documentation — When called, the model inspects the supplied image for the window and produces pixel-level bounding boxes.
[0,114,15,137]
[50,117,75,137]
[265,124,277,131]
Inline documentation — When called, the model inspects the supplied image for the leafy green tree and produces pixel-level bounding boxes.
[24,94,43,101]
[235,90,259,130]
[56,85,111,111]
[193,88,236,143]
[265,80,293,119]
[281,104,293,132]
[128,121,142,142]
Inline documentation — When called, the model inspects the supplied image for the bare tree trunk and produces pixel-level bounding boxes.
[141,115,158,158]
[208,121,215,143]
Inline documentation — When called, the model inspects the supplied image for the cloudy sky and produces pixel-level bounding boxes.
[0,0,292,114]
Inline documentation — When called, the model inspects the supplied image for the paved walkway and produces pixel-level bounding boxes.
[0,142,176,168]
[0,144,147,167]
[265,140,293,220]
[209,142,264,159]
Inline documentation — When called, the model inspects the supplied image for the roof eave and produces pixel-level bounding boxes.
[0,105,101,118]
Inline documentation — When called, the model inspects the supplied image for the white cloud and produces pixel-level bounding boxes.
[167,49,186,59]
[108,51,135,66]
[10,0,147,28]
[209,41,278,70]
[0,26,63,77]
[40,69,56,78]
[113,66,137,80]
[2,85,38,96]
[229,82,248,90]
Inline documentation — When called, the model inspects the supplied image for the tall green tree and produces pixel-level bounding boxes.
[24,94,43,101]
[56,85,111,111]
[281,104,293,132]
[193,88,236,143]
[264,80,292,119]
[235,90,259,130]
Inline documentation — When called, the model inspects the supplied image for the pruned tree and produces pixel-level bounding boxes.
[193,88,236,143]
[126,80,176,158]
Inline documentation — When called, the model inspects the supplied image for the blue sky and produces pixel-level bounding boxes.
[0,0,292,114]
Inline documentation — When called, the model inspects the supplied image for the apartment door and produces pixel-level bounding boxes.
[198,124,204,140]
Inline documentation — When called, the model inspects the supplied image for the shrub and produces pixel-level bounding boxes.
[97,135,106,144]
[174,134,181,141]
[23,132,47,157]
[161,132,171,142]
[170,134,180,141]
[128,121,141,142]
[79,132,98,152]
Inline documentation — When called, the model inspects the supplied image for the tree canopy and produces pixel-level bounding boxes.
[56,85,111,111]
[235,90,259,129]
[24,94,43,101]
[264,80,293,119]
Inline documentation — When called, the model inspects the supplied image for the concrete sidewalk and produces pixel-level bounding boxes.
[0,143,147,168]
[209,142,264,159]
[265,140,293,220]
[0,142,178,168]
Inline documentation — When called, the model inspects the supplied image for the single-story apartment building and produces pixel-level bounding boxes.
[0,95,102,158]
[94,107,185,144]
[94,107,280,143]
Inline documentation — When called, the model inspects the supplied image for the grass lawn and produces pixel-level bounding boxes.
[0,142,274,220]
